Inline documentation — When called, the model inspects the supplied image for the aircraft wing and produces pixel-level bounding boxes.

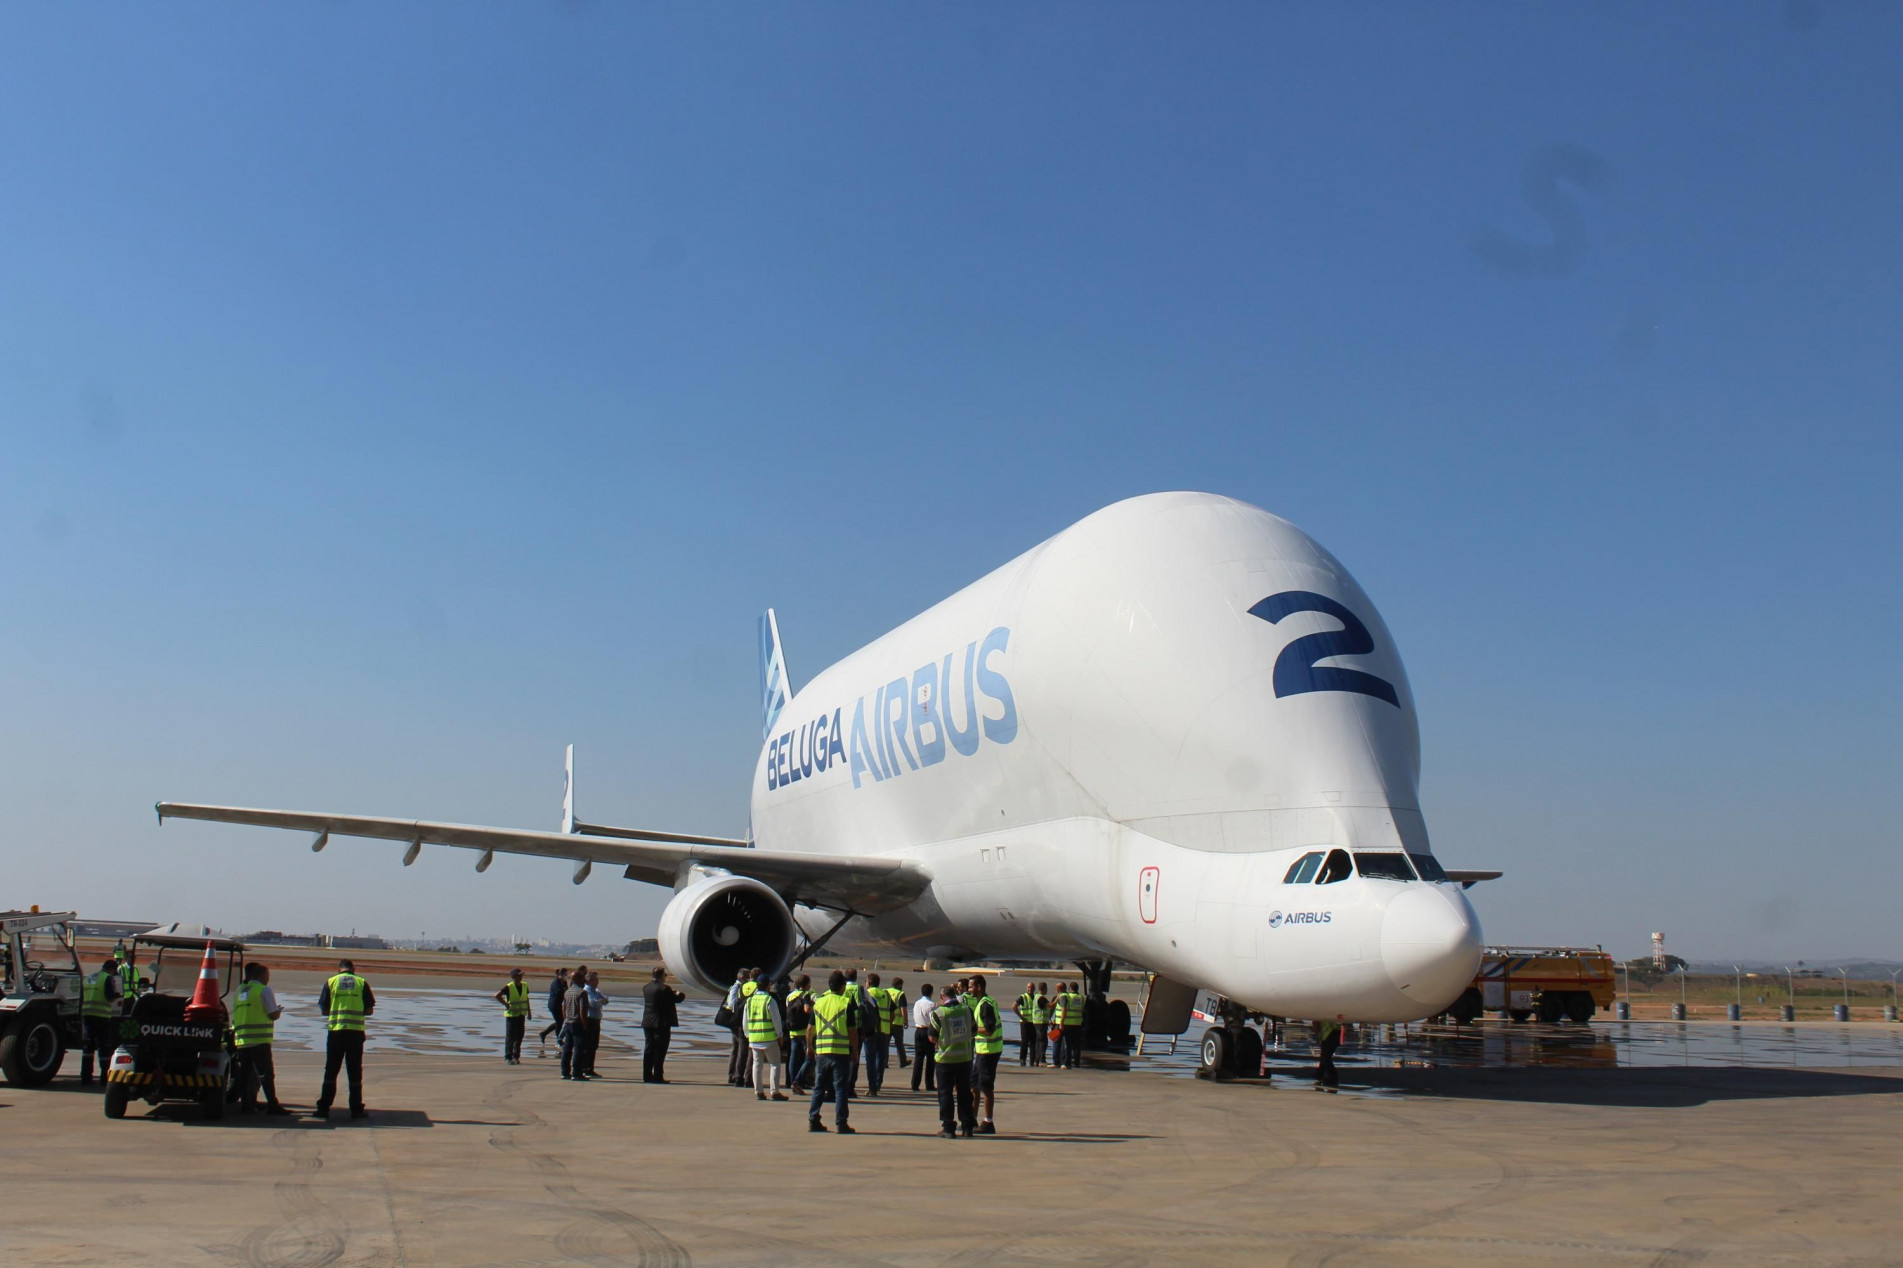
[155,802,930,913]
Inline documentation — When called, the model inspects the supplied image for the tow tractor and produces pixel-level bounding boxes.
[0,909,85,1087]
[103,931,245,1120]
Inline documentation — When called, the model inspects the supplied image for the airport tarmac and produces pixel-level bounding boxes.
[3,1023,1899,1266]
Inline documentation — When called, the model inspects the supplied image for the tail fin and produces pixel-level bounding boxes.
[759,609,789,740]
[561,744,576,835]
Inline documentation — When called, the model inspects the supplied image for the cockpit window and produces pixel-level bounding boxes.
[1315,848,1354,885]
[1354,852,1416,882]
[1283,852,1324,884]
[1408,853,1449,883]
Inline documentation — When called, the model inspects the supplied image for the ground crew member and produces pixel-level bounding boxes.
[560,964,591,1080]
[888,977,909,1068]
[784,974,814,1091]
[579,970,606,1078]
[1032,982,1054,1066]
[640,966,685,1083]
[1315,1017,1342,1092]
[494,968,532,1064]
[909,982,937,1092]
[726,968,755,1087]
[538,967,569,1057]
[862,972,892,1095]
[842,968,872,1095]
[930,984,976,1138]
[1015,983,1038,1066]
[79,957,121,1086]
[745,976,789,1100]
[232,962,290,1115]
[967,976,1002,1134]
[117,946,145,1000]
[806,970,859,1134]
[314,958,374,1120]
[1054,981,1086,1069]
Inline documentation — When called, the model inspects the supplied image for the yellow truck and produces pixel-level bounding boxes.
[1443,946,1616,1024]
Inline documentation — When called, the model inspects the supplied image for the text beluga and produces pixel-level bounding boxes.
[763,627,1019,792]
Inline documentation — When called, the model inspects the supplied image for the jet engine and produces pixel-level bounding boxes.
[656,873,800,995]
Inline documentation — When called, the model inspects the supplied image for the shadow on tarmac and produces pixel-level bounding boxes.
[1343,1065,1903,1107]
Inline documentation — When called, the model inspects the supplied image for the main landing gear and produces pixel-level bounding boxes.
[1197,998,1267,1081]
[1073,959,1133,1051]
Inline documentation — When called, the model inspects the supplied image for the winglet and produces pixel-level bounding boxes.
[562,744,576,835]
[759,609,789,740]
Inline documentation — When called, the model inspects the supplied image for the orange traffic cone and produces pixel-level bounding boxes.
[182,940,226,1023]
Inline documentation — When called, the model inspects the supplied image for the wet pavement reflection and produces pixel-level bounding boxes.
[266,989,1903,1093]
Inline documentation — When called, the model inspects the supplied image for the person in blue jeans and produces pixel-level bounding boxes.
[784,974,814,1091]
[559,965,590,1080]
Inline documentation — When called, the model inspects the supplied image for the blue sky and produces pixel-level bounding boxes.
[3,5,1897,959]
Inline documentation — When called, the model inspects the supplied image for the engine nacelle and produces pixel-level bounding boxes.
[656,873,800,996]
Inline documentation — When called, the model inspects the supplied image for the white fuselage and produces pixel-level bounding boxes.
[748,492,1483,1022]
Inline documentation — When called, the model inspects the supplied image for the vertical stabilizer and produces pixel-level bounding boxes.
[759,609,789,740]
[562,744,576,835]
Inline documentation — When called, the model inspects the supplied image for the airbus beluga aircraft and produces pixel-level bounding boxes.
[159,492,1490,1027]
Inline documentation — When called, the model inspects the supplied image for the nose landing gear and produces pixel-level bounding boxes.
[1196,998,1266,1080]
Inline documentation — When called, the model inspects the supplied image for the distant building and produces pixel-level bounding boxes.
[74,920,159,940]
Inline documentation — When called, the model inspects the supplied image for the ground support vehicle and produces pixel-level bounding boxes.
[1443,946,1615,1024]
[103,932,244,1121]
[0,910,85,1087]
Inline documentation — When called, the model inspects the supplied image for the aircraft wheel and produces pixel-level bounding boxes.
[103,1082,129,1119]
[0,1017,66,1087]
[1198,1027,1231,1078]
[1536,994,1566,1025]
[1233,1026,1264,1077]
[1565,993,1597,1024]
[1104,999,1132,1045]
[1507,1009,1531,1024]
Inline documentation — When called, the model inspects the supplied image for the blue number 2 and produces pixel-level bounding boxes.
[1247,591,1400,707]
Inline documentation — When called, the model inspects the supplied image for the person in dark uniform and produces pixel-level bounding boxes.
[1315,1017,1342,1091]
[314,959,375,1120]
[538,967,569,1057]
[641,967,684,1083]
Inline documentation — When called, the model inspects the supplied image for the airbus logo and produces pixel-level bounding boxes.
[1268,910,1284,929]
[1269,911,1332,928]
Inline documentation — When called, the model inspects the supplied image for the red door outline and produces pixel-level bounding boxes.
[1138,866,1160,924]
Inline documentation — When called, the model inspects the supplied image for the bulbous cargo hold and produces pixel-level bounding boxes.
[751,491,1480,1023]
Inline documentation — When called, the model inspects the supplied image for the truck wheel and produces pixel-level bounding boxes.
[1566,992,1597,1024]
[103,1082,130,1119]
[1198,1027,1231,1078]
[1233,1026,1264,1078]
[0,1017,66,1087]
[201,1086,226,1120]
[1507,1008,1531,1024]
[1536,994,1566,1024]
[1448,988,1484,1024]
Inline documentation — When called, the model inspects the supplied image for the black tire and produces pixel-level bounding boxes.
[1198,1027,1231,1078]
[1536,993,1566,1025]
[1104,999,1132,1046]
[1507,1008,1532,1024]
[0,1017,66,1087]
[1565,992,1597,1024]
[1447,988,1484,1024]
[1233,1026,1264,1078]
[103,1082,130,1119]
[201,1086,226,1120]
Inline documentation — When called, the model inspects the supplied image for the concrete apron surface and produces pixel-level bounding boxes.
[2,1048,1899,1267]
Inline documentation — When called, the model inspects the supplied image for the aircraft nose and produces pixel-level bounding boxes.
[1380,885,1483,1008]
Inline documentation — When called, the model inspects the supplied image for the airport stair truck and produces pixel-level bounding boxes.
[104,934,242,1120]
[1444,946,1616,1024]
[0,909,85,1087]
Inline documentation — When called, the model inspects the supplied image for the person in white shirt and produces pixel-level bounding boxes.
[909,983,938,1093]
[745,982,788,1100]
